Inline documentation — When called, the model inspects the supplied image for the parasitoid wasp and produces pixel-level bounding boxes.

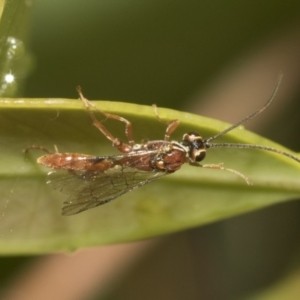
[25,76,300,215]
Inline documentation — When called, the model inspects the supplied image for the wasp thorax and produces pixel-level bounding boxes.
[155,160,165,170]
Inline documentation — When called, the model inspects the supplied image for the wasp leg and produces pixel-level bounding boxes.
[23,145,53,154]
[23,144,60,154]
[190,162,252,185]
[77,86,134,153]
[152,104,180,141]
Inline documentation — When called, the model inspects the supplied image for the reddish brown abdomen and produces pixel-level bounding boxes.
[37,153,95,170]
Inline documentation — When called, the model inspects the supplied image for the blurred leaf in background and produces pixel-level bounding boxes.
[1,0,300,299]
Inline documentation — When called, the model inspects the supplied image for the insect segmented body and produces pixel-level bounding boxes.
[27,77,300,215]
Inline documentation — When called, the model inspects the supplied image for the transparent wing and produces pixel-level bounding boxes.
[46,160,168,216]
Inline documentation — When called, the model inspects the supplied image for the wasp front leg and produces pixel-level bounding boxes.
[190,162,252,185]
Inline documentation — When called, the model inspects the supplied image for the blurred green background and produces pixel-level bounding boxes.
[1,0,300,299]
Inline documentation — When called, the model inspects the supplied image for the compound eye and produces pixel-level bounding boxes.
[194,150,206,162]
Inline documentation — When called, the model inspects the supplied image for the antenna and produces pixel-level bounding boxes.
[205,74,283,143]
[204,74,300,164]
[207,143,300,163]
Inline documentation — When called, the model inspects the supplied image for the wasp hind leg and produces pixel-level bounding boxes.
[77,86,134,153]
[23,145,59,154]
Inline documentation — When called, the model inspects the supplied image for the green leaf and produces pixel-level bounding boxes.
[0,99,299,254]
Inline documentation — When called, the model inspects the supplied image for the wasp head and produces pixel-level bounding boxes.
[182,132,206,162]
